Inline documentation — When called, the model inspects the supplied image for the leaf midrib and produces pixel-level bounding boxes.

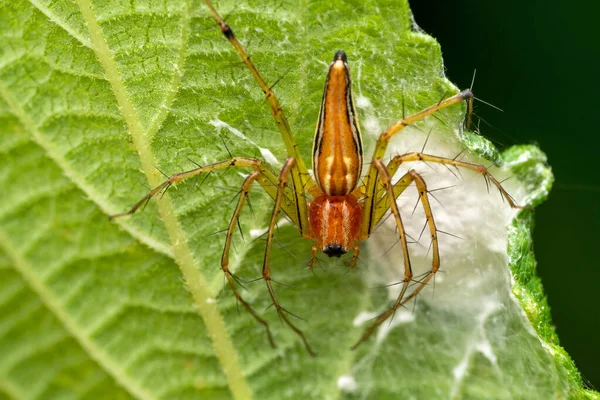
[1,0,253,398]
[73,0,253,399]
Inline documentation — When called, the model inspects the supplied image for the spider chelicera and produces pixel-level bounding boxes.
[111,0,519,356]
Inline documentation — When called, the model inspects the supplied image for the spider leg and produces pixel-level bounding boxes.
[354,153,508,348]
[108,157,299,223]
[308,244,319,269]
[348,243,361,269]
[203,0,315,236]
[352,160,414,349]
[360,90,473,238]
[355,170,442,346]
[221,170,276,348]
[370,173,414,231]
[387,152,521,209]
[262,157,316,356]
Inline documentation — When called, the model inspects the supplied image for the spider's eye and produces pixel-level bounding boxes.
[323,244,347,258]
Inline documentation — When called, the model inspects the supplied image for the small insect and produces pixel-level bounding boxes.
[111,0,519,355]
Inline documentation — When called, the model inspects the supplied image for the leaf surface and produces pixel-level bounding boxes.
[0,1,594,399]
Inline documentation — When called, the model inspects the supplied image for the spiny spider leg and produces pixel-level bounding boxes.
[110,156,305,349]
[371,146,520,230]
[370,173,414,229]
[308,244,319,269]
[352,160,415,349]
[360,90,474,238]
[352,167,439,349]
[348,243,362,269]
[386,152,521,209]
[108,157,300,224]
[203,0,314,236]
[261,157,316,356]
[221,170,275,348]
[353,148,520,347]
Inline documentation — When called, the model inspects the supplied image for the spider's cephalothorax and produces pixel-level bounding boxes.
[309,50,363,258]
[111,0,520,356]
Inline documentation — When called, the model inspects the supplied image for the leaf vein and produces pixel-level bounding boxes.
[73,0,253,398]
[0,83,174,258]
[146,0,191,139]
[0,378,23,400]
[0,233,156,400]
[27,0,93,49]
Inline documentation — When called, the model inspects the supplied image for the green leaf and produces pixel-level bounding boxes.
[0,0,595,399]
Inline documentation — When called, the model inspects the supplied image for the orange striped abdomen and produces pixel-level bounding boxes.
[308,194,362,257]
[312,51,363,196]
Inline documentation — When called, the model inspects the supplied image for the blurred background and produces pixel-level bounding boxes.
[411,0,600,389]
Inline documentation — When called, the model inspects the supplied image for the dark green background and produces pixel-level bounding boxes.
[411,0,600,390]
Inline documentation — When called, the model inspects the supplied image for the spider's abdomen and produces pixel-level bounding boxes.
[312,50,363,196]
[308,194,362,256]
